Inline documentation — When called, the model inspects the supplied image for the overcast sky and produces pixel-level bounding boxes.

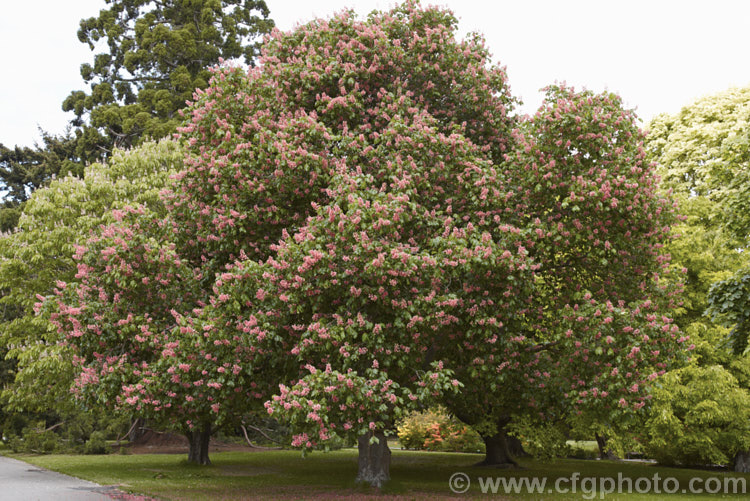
[1,0,749,148]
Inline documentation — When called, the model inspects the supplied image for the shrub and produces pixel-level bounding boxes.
[7,425,63,454]
[397,408,444,450]
[567,441,599,460]
[83,431,108,455]
[508,421,570,460]
[644,364,750,466]
[397,408,484,453]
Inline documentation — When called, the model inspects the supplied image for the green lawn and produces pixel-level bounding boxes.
[9,449,749,500]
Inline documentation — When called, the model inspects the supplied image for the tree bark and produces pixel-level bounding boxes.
[356,431,391,487]
[734,449,750,472]
[594,433,619,460]
[127,418,146,443]
[185,424,212,465]
[476,427,519,467]
[507,434,529,457]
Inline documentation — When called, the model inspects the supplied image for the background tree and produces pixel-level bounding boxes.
[0,130,81,232]
[645,85,750,471]
[0,141,183,438]
[706,110,750,356]
[644,364,750,467]
[646,86,750,358]
[62,0,274,163]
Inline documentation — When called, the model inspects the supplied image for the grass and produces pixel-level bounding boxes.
[8,448,750,500]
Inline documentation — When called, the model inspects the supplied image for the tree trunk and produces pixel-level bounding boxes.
[128,418,146,442]
[356,431,391,488]
[185,424,212,465]
[595,433,619,460]
[476,427,518,467]
[507,434,529,457]
[734,449,750,472]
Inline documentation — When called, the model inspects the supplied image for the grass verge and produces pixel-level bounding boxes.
[10,448,750,500]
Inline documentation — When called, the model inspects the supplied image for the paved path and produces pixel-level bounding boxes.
[0,455,121,500]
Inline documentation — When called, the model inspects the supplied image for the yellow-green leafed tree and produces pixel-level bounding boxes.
[0,140,183,415]
[645,86,750,471]
[646,86,750,364]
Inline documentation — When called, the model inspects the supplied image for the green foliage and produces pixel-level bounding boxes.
[83,431,108,455]
[646,86,750,357]
[7,423,64,454]
[566,441,599,460]
[729,353,750,388]
[708,266,750,354]
[0,140,183,416]
[0,130,81,232]
[0,144,46,206]
[0,130,80,206]
[644,85,750,471]
[0,205,21,233]
[508,421,570,461]
[644,365,750,466]
[2,411,127,458]
[63,0,274,162]
[396,408,484,453]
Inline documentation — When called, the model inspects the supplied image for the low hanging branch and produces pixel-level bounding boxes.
[116,419,141,444]
[527,341,559,353]
[240,422,283,448]
[38,421,65,433]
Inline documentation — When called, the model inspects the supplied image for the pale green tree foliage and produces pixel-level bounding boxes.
[707,106,750,355]
[0,140,183,414]
[646,86,750,471]
[646,86,750,362]
[644,364,750,466]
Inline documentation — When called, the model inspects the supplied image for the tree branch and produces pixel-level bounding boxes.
[116,418,140,443]
[527,341,558,353]
[241,422,284,446]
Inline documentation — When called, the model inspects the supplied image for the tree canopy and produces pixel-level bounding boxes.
[646,85,750,472]
[62,0,274,163]
[0,141,183,416]
[646,86,750,356]
[1,1,274,235]
[30,0,687,483]
[0,131,81,232]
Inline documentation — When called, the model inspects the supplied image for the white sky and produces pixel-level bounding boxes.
[1,0,749,148]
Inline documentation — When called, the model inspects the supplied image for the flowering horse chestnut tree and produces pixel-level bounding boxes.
[40,201,287,464]
[42,0,688,483]
[171,0,688,483]
[437,85,689,464]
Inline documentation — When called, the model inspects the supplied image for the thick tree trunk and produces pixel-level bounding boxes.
[734,449,750,472]
[356,431,391,487]
[476,428,518,467]
[185,424,212,465]
[595,433,619,460]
